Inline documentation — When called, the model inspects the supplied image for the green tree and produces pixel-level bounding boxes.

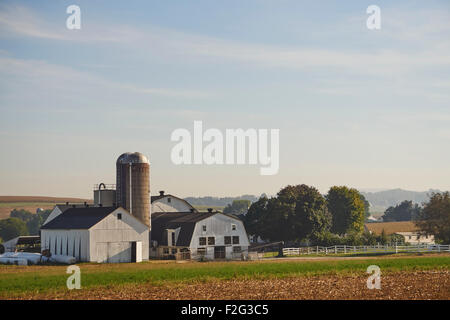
[326,186,366,235]
[415,192,450,243]
[0,218,29,241]
[244,184,331,243]
[10,209,34,221]
[382,200,421,222]
[223,200,251,216]
[9,208,51,235]
[379,229,388,245]
[359,194,370,219]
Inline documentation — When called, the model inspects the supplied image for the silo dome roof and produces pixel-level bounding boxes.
[116,152,149,164]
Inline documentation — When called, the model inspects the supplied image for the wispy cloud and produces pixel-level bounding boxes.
[2,4,450,77]
[0,4,140,43]
[0,54,213,101]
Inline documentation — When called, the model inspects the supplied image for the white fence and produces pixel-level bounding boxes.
[282,244,450,256]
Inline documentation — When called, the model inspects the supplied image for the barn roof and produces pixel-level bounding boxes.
[41,207,117,230]
[151,211,224,246]
[151,194,196,211]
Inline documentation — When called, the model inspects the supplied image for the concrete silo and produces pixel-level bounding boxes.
[116,152,151,227]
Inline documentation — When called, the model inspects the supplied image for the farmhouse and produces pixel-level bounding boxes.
[40,206,149,263]
[150,210,249,260]
[395,232,435,245]
[151,190,196,213]
[364,221,436,244]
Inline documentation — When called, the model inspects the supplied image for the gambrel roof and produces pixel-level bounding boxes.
[151,211,241,246]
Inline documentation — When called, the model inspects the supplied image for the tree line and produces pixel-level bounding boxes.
[243,185,450,245]
[0,209,51,242]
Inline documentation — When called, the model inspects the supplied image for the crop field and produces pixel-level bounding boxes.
[0,254,449,300]
[0,196,91,219]
[364,221,418,235]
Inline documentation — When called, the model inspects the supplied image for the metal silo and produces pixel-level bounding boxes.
[116,152,151,227]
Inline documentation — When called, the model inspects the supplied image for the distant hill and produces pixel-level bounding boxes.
[185,189,448,215]
[361,189,444,213]
[184,195,260,208]
[0,196,91,203]
[0,196,92,220]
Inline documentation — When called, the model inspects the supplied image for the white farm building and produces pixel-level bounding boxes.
[150,210,249,260]
[27,151,251,264]
[40,206,149,263]
[151,191,196,213]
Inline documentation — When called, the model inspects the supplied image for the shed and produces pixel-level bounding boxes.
[40,206,149,263]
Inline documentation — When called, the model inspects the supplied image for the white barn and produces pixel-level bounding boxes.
[150,211,249,260]
[151,191,196,213]
[41,206,149,263]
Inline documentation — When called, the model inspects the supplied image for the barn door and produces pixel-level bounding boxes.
[96,243,108,263]
[214,246,225,259]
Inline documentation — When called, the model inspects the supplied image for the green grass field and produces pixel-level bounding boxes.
[0,254,449,297]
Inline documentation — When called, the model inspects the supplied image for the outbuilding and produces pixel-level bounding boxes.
[40,206,149,263]
[151,191,196,213]
[150,210,249,260]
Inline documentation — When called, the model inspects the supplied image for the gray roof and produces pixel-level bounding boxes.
[41,207,116,230]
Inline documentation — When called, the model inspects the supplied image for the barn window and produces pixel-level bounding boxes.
[202,225,206,232]
[233,246,241,253]
[232,236,239,244]
[171,232,176,246]
[224,236,231,245]
[197,248,206,256]
[208,237,215,245]
[199,237,206,246]
[168,197,171,203]
[231,224,236,231]
[117,213,122,220]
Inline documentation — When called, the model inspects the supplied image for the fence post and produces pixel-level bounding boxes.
[316,246,319,254]
[334,245,337,254]
[438,244,440,253]
[344,245,346,254]
[325,247,328,255]
[395,243,398,254]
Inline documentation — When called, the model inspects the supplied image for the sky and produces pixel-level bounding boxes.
[0,0,449,199]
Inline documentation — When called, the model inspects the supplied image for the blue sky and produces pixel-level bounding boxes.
[0,0,449,198]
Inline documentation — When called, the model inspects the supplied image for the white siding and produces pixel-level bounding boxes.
[41,229,90,261]
[89,208,149,262]
[43,206,63,225]
[189,214,250,260]
[152,197,193,213]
